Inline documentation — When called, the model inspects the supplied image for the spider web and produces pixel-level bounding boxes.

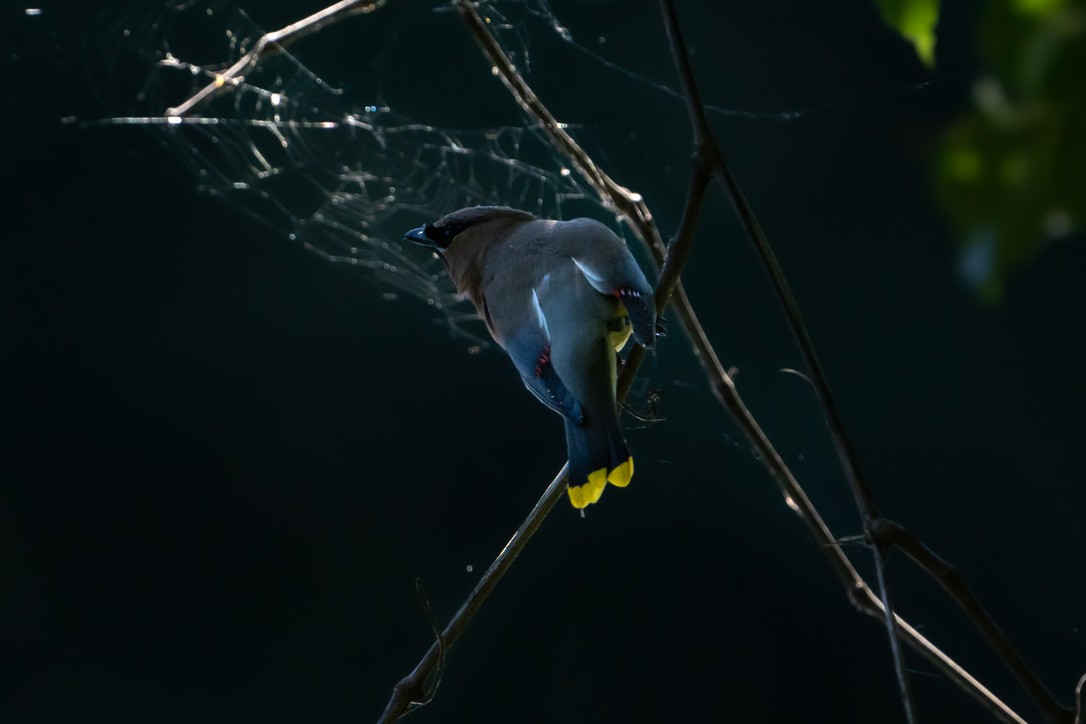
[80,0,632,348]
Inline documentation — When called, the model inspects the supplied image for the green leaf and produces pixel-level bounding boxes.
[873,0,940,67]
[933,1,1085,300]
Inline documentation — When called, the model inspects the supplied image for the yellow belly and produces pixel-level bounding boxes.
[608,303,632,351]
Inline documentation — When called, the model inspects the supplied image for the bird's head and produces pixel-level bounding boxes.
[403,206,535,251]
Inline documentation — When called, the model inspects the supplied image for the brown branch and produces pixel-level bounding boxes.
[456,0,668,264]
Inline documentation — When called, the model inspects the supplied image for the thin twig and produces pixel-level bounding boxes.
[401,578,445,712]
[654,0,929,716]
[1074,672,1085,724]
[872,519,1074,723]
[455,0,668,263]
[378,464,568,722]
[380,326,657,722]
[663,282,1024,724]
[166,0,387,116]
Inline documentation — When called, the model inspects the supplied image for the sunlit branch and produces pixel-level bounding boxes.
[166,0,387,117]
[455,0,667,264]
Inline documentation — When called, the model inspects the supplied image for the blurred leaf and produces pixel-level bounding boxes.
[935,1,1085,300]
[873,0,940,67]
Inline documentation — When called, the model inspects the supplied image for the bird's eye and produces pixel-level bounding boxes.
[427,220,470,248]
[443,220,469,238]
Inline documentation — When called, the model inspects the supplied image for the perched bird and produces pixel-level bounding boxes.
[404,206,656,508]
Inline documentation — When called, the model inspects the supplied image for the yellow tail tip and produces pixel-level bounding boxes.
[567,457,635,508]
[568,467,608,508]
[607,457,634,487]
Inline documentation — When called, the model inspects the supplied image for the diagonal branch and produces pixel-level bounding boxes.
[456,0,668,264]
[655,1,918,720]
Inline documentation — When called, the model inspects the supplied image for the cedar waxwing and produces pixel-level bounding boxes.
[404,206,656,508]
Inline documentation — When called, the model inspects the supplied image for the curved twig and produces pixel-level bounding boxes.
[402,578,445,712]
[1074,672,1085,724]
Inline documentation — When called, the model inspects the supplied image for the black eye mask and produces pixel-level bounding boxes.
[405,218,475,250]
[426,219,472,248]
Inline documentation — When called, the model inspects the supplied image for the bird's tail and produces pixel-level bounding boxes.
[564,413,634,509]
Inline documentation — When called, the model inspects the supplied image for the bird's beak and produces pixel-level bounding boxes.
[403,226,430,246]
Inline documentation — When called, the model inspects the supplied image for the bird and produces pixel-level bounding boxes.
[404,206,656,509]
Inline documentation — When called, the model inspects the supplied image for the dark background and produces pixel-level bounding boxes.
[3,1,1084,722]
